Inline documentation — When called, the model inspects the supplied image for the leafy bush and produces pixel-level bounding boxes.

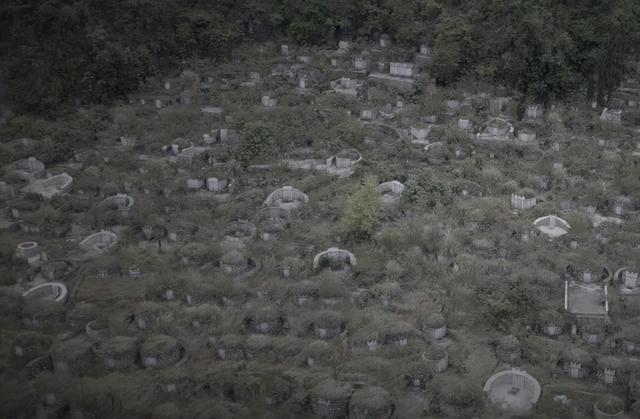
[343,176,379,239]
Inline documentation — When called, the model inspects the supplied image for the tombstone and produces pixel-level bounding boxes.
[379,34,391,48]
[624,271,638,289]
[187,179,203,190]
[340,77,357,89]
[0,182,15,200]
[603,368,615,385]
[389,62,414,77]
[518,131,536,142]
[353,57,369,71]
[360,110,374,121]
[411,126,430,142]
[201,106,224,119]
[545,324,561,336]
[180,94,192,105]
[207,178,228,193]
[261,96,277,107]
[490,98,505,114]
[154,99,162,109]
[299,78,307,89]
[526,105,541,119]
[568,362,582,379]
[600,108,622,125]
[144,356,158,368]
[458,119,472,131]
[281,44,289,56]
[164,81,171,90]
[446,100,461,111]
[219,128,231,142]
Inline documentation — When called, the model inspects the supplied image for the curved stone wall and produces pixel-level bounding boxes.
[511,194,536,210]
[4,157,45,177]
[16,241,40,259]
[533,215,570,237]
[534,215,570,230]
[40,173,73,189]
[80,230,118,252]
[478,117,514,140]
[422,350,448,373]
[326,149,363,168]
[376,181,405,196]
[23,173,73,199]
[594,407,624,419]
[99,194,134,211]
[255,206,292,222]
[484,369,541,414]
[263,186,309,208]
[22,282,68,303]
[313,247,357,270]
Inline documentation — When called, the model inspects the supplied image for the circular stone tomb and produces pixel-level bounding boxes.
[22,282,68,303]
[533,215,570,238]
[263,186,309,212]
[313,247,357,271]
[594,395,624,419]
[22,173,73,199]
[483,369,540,415]
[140,335,184,369]
[80,230,118,253]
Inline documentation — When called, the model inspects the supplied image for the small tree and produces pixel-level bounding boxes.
[342,176,379,239]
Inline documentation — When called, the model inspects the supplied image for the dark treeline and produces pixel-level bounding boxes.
[1,0,639,114]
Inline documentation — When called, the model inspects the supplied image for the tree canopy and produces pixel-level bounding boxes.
[1,0,639,113]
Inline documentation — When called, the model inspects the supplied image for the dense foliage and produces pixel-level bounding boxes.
[1,0,639,114]
[343,176,379,239]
